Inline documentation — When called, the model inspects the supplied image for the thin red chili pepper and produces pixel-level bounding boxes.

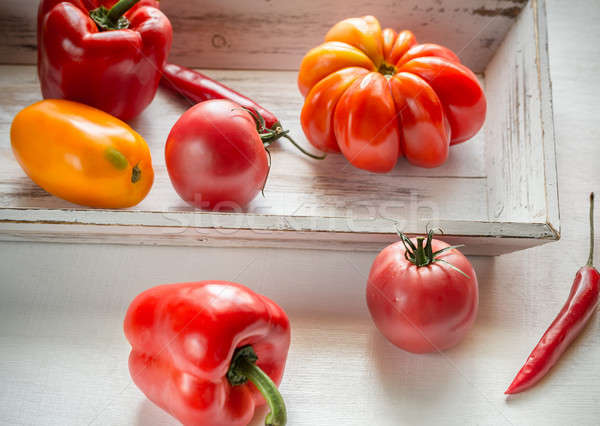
[505,192,599,395]
[160,62,325,160]
[161,63,280,129]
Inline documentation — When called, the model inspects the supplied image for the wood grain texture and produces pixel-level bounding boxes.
[0,220,556,255]
[2,0,528,72]
[484,0,559,234]
[0,1,599,425]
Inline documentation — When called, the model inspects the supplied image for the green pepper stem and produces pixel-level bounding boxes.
[90,0,141,30]
[227,345,287,426]
[106,0,141,23]
[588,192,595,266]
[236,357,287,426]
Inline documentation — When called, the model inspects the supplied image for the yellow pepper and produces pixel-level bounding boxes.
[10,99,153,208]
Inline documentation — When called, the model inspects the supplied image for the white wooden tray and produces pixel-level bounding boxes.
[0,0,558,255]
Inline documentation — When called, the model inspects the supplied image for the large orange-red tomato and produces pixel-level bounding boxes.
[298,16,486,172]
[366,234,478,353]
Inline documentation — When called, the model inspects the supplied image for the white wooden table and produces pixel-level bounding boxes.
[1,0,599,425]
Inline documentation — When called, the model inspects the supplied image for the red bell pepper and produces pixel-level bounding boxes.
[124,281,290,426]
[37,0,172,121]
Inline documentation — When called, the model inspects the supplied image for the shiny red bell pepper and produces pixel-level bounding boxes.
[37,0,172,120]
[124,281,290,426]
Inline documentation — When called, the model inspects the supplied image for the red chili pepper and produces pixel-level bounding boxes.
[505,193,599,395]
[37,0,172,121]
[161,63,326,160]
[161,63,281,130]
[124,281,290,426]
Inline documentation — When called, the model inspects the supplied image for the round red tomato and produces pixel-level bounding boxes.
[165,99,269,210]
[366,233,478,353]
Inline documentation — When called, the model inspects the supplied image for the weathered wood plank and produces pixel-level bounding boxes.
[2,0,527,72]
[484,0,559,237]
[0,221,556,255]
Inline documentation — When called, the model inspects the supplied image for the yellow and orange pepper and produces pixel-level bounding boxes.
[10,99,153,208]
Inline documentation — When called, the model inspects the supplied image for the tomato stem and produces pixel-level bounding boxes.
[378,61,397,77]
[227,345,287,426]
[588,192,595,266]
[261,124,325,159]
[240,108,326,160]
[397,228,470,278]
[415,237,427,266]
[280,132,326,160]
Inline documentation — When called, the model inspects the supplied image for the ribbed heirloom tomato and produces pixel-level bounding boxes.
[298,16,486,172]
